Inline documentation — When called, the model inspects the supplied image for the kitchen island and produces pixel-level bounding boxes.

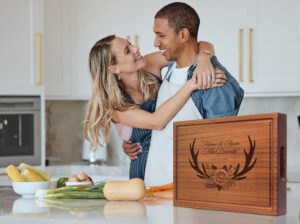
[0,183,299,224]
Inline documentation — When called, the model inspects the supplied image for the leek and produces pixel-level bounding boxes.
[35,182,106,199]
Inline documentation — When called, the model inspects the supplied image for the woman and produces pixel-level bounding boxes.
[84,35,225,179]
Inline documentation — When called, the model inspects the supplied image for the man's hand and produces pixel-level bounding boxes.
[193,54,215,90]
[122,140,142,160]
[212,68,227,88]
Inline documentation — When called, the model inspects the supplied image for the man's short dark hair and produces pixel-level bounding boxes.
[155,2,200,39]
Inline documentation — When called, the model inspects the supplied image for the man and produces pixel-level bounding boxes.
[123,2,244,186]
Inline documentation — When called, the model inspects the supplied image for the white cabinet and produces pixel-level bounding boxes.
[193,0,246,85]
[0,0,46,167]
[0,0,44,95]
[246,0,300,96]
[44,0,136,99]
[74,0,136,99]
[133,0,173,55]
[44,0,203,99]
[44,0,300,99]
[195,0,300,96]
[43,0,72,98]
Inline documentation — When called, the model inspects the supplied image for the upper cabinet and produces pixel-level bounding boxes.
[0,0,44,95]
[246,0,300,96]
[193,0,245,86]
[195,0,300,96]
[44,0,136,99]
[44,0,300,99]
[133,0,174,55]
[44,0,189,99]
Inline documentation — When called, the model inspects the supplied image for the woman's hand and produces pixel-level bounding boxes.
[192,54,215,90]
[212,68,228,88]
[191,67,228,91]
[186,77,199,92]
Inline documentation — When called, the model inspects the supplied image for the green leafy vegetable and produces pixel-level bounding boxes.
[57,177,68,188]
[36,182,106,199]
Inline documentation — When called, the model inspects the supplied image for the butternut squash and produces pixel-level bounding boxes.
[103,178,146,201]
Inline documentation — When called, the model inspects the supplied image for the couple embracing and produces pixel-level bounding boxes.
[84,2,244,186]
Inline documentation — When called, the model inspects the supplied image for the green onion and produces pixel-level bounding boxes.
[35,182,106,199]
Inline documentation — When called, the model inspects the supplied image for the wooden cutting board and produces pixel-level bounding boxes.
[173,113,286,215]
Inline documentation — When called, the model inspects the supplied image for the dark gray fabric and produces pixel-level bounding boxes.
[121,74,161,180]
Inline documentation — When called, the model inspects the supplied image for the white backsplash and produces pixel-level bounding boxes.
[238,97,300,173]
[46,97,300,181]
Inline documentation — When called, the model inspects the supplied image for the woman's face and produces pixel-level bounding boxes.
[110,37,145,76]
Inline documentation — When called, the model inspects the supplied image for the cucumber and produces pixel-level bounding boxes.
[57,177,68,188]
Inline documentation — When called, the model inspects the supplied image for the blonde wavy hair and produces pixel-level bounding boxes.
[84,35,160,149]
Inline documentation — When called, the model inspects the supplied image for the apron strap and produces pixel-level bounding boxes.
[187,57,199,76]
[164,62,176,82]
[165,57,199,82]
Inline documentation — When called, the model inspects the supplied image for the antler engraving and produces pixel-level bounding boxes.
[231,135,257,181]
[189,139,211,179]
[189,135,257,191]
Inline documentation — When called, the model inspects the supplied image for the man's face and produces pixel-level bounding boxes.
[153,18,182,61]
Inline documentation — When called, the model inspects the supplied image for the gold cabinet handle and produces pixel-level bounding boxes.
[248,28,253,82]
[238,29,243,82]
[125,35,138,46]
[134,35,139,46]
[35,33,42,85]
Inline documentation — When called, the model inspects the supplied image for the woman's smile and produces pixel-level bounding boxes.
[135,54,144,62]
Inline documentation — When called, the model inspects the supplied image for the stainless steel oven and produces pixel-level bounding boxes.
[0,96,41,167]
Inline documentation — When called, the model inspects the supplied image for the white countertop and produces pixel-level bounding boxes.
[1,165,300,224]
[0,178,300,224]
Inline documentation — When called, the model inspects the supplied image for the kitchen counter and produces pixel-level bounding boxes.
[0,183,300,224]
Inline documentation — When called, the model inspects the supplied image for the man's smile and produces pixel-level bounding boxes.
[160,49,167,56]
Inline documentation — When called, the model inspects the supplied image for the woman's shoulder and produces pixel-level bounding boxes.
[150,72,162,84]
[141,69,162,84]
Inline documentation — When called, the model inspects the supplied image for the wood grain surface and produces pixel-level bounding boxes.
[173,113,286,215]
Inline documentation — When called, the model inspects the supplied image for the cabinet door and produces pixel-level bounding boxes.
[44,0,72,98]
[133,0,177,55]
[44,0,135,99]
[0,0,43,93]
[194,0,246,82]
[73,0,135,98]
[245,0,300,95]
[133,0,236,56]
